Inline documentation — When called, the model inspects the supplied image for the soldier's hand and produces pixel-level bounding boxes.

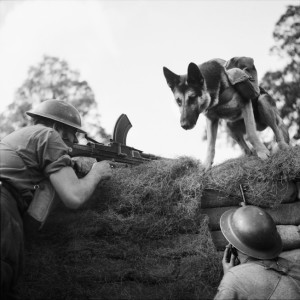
[72,157,97,175]
[91,160,112,181]
[222,245,239,275]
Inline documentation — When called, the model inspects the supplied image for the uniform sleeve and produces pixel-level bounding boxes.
[214,271,248,300]
[35,128,74,176]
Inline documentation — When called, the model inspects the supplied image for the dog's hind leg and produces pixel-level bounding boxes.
[257,93,290,149]
[241,97,270,159]
[226,120,253,155]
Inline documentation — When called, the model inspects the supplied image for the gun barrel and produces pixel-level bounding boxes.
[140,152,161,160]
[68,143,159,166]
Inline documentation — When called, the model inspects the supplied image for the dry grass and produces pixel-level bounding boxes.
[205,146,300,207]
[18,146,300,299]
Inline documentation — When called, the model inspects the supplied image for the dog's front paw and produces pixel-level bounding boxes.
[256,149,270,160]
[204,165,212,172]
[203,160,213,172]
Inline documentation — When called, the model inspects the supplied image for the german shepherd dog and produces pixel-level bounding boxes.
[163,58,289,170]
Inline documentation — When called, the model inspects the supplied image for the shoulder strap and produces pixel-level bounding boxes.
[253,258,300,282]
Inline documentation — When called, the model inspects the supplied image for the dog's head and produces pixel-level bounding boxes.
[163,63,211,130]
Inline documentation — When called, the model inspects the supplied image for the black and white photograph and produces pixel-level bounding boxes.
[1,0,299,299]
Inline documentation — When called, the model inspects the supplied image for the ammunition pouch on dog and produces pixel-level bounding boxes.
[225,67,260,100]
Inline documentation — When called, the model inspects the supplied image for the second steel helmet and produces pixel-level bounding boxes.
[26,99,86,133]
[220,205,282,259]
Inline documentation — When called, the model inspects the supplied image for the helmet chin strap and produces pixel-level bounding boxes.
[52,123,68,141]
[52,123,62,135]
[52,122,59,131]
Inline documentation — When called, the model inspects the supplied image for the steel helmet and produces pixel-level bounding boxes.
[26,99,86,133]
[220,205,282,259]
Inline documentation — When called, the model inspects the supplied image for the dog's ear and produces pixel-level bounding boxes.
[163,67,180,90]
[187,63,204,86]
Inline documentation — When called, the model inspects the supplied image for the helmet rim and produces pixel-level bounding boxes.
[26,111,86,133]
[26,100,86,133]
[220,207,282,259]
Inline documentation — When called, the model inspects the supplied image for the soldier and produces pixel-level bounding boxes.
[214,205,300,299]
[0,99,112,299]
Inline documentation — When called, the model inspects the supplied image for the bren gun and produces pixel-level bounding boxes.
[27,114,162,230]
[66,114,161,165]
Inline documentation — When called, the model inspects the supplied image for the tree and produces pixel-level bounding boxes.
[261,5,300,144]
[0,55,110,142]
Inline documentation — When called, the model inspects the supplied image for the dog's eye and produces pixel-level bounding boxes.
[176,98,182,106]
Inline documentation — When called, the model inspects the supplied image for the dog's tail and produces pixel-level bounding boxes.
[259,86,290,145]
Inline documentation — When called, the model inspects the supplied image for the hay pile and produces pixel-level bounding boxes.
[18,146,300,299]
[103,157,206,238]
[205,146,300,207]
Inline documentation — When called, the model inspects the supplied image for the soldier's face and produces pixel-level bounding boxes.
[59,127,78,144]
[64,128,78,144]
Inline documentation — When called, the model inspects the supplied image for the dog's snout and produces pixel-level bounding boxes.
[181,121,194,130]
[181,123,189,130]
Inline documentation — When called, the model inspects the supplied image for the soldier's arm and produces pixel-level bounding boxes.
[49,161,111,209]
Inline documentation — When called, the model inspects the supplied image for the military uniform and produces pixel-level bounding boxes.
[215,257,300,300]
[0,124,73,299]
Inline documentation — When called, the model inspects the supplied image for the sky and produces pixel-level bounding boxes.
[0,0,298,165]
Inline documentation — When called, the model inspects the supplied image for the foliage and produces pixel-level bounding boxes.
[0,55,110,142]
[261,5,300,143]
